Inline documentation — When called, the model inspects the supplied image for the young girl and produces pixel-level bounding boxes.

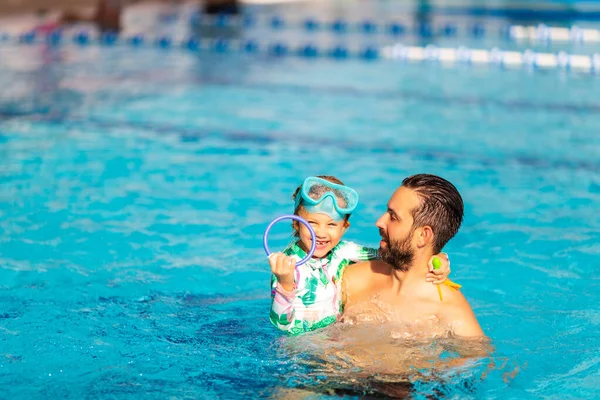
[268,176,454,336]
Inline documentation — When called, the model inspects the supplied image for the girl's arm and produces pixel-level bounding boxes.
[269,253,301,334]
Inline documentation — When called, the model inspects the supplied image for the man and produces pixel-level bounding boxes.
[341,173,484,337]
[272,174,484,398]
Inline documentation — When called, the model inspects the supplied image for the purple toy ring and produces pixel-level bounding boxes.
[263,215,316,266]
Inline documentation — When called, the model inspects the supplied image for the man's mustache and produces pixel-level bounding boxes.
[379,229,388,242]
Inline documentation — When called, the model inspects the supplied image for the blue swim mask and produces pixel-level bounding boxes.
[294,177,359,221]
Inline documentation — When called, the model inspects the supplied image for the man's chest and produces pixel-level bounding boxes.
[344,292,441,326]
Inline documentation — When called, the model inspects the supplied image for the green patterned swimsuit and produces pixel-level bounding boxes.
[270,240,378,336]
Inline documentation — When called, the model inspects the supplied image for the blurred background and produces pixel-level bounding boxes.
[0,0,599,399]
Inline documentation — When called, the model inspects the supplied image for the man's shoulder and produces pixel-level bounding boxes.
[344,259,390,279]
[407,280,485,338]
[342,260,391,301]
[343,259,369,283]
[437,285,485,337]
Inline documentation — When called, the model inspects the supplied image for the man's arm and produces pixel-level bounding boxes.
[341,261,368,308]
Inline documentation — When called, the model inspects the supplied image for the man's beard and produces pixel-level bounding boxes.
[379,230,415,272]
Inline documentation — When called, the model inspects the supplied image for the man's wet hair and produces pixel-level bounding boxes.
[402,174,464,253]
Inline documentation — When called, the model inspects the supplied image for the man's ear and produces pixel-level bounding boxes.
[344,220,351,230]
[416,226,434,248]
[292,220,299,233]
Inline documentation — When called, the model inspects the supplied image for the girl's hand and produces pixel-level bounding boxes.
[268,252,296,292]
[426,252,450,285]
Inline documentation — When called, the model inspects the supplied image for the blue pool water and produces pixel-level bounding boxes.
[1,3,600,399]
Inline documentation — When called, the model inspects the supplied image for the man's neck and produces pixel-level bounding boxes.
[390,254,432,291]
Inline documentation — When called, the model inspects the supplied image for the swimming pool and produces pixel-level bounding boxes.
[1,1,600,399]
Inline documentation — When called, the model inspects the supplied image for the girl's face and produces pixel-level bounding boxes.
[295,208,349,259]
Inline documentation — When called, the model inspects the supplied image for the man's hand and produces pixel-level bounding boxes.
[268,252,296,292]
